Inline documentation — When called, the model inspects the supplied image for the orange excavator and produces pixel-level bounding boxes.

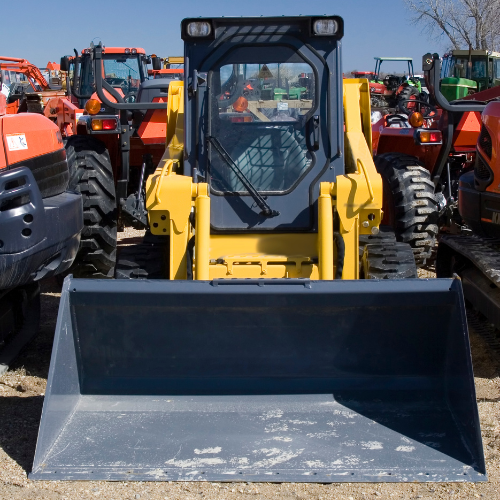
[0,92,83,372]
[0,56,66,114]
[437,100,500,332]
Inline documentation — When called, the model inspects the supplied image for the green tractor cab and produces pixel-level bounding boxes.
[441,49,500,98]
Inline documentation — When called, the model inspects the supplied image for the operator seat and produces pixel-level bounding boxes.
[212,125,309,192]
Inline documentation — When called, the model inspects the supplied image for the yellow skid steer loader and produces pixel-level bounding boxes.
[31,16,485,482]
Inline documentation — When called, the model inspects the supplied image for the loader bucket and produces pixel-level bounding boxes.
[31,277,485,482]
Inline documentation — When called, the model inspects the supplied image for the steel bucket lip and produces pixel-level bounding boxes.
[30,276,486,482]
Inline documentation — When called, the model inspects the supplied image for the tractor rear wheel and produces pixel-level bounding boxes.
[362,240,418,279]
[65,136,117,278]
[374,153,438,266]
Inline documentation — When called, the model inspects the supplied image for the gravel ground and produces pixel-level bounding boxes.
[0,231,498,499]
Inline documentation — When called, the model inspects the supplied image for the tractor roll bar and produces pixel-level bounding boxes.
[423,53,486,186]
[93,45,168,111]
[423,53,485,113]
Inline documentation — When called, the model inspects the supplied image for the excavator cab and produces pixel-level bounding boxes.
[31,16,485,483]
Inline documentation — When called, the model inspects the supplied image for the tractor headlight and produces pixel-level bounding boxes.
[313,19,338,36]
[187,21,212,37]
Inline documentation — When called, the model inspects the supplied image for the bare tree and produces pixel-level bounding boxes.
[405,0,500,51]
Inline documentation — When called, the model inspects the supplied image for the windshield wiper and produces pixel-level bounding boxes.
[207,136,280,218]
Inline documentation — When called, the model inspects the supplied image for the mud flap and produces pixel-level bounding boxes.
[30,277,485,482]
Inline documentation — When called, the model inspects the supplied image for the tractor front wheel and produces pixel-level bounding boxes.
[396,85,420,107]
[65,136,117,278]
[374,153,439,266]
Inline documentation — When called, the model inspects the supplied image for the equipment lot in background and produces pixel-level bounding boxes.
[0,230,497,499]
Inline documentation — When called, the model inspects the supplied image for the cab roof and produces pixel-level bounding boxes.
[374,57,413,61]
[82,47,146,55]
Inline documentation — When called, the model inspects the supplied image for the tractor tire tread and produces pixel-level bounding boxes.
[65,135,117,278]
[374,152,439,266]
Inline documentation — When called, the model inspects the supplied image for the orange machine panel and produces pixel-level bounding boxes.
[452,111,481,150]
[138,96,168,145]
[2,113,63,165]
[482,102,500,194]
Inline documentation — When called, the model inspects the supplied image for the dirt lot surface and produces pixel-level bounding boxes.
[0,231,498,499]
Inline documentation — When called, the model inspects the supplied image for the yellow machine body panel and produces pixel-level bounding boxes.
[145,79,383,281]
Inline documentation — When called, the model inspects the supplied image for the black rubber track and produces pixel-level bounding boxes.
[359,226,397,260]
[115,233,168,279]
[362,240,418,279]
[66,136,117,278]
[374,152,439,267]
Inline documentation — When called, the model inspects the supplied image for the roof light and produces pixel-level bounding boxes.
[233,96,248,113]
[187,21,211,37]
[124,48,130,54]
[409,112,424,128]
[85,99,101,115]
[313,19,338,36]
[131,48,137,54]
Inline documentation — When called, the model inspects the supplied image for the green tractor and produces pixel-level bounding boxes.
[441,49,500,100]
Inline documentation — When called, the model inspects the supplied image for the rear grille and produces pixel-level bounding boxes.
[478,125,492,159]
[9,148,69,198]
[475,154,493,180]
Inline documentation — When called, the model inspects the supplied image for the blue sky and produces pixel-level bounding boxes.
[1,0,450,74]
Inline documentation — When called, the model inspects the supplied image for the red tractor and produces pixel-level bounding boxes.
[369,57,423,111]
[42,45,180,278]
[370,53,486,265]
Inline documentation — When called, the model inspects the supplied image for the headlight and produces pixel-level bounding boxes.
[313,19,338,36]
[187,21,212,37]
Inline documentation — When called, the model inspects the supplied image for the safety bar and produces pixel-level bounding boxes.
[93,45,168,111]
[423,53,486,113]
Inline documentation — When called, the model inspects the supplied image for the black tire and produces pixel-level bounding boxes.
[374,153,439,266]
[115,233,167,279]
[362,240,418,279]
[66,136,117,278]
[397,85,420,104]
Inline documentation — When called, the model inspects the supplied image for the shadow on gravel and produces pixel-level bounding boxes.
[118,236,145,246]
[0,395,44,473]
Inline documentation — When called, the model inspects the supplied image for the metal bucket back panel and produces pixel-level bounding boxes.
[30,277,486,482]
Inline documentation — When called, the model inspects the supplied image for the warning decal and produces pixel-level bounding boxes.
[258,64,274,79]
[6,134,28,151]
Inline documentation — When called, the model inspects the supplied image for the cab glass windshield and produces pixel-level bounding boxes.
[79,54,146,95]
[450,57,487,78]
[209,48,316,194]
[103,56,142,91]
